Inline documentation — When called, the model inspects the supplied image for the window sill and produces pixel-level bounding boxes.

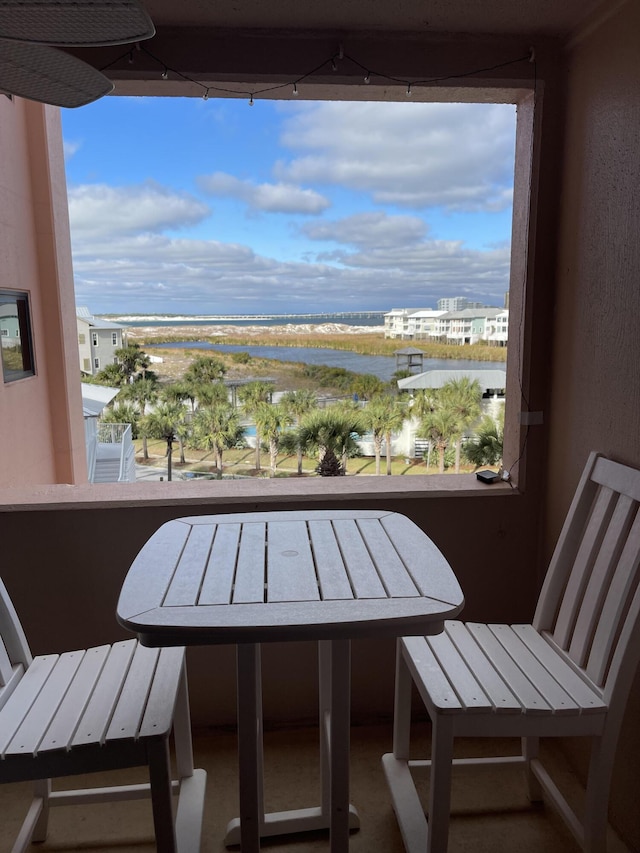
[0,473,516,513]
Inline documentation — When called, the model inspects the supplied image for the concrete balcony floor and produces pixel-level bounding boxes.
[0,724,631,853]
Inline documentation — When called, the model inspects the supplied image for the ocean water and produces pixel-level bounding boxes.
[108,312,386,328]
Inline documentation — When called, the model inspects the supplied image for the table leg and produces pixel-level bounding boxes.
[235,643,263,852]
[225,641,359,850]
[328,638,352,853]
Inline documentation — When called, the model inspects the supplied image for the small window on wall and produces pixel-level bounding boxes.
[112,332,118,345]
[0,291,35,383]
[91,332,98,346]
[79,333,86,344]
[94,357,100,370]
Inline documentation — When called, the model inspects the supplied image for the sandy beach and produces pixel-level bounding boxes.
[125,322,384,341]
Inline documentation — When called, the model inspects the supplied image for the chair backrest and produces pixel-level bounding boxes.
[0,577,32,708]
[533,452,640,705]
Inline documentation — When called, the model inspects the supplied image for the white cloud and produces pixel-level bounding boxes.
[67,182,210,238]
[63,140,81,159]
[71,218,510,315]
[197,172,330,214]
[301,211,427,250]
[275,102,516,212]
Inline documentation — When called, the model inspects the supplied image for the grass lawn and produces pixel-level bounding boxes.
[135,439,477,478]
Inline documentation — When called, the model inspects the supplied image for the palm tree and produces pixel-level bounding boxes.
[93,362,127,387]
[238,381,274,471]
[114,343,150,383]
[298,406,365,476]
[141,400,186,481]
[417,407,460,474]
[184,355,227,384]
[253,403,292,476]
[120,377,158,460]
[350,373,385,402]
[439,377,483,471]
[99,402,140,437]
[463,414,504,468]
[191,404,243,472]
[362,395,408,475]
[280,389,317,474]
[163,381,197,413]
[194,381,229,410]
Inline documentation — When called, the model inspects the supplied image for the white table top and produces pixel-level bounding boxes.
[117,509,464,646]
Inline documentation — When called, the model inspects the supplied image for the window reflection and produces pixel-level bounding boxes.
[0,291,35,382]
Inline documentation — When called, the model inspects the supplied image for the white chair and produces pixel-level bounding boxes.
[0,577,207,853]
[383,451,640,853]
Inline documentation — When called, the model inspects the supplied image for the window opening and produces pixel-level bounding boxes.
[63,79,536,486]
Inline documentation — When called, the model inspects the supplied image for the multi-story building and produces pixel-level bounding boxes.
[384,308,446,339]
[486,310,510,346]
[437,296,486,312]
[436,308,506,344]
[77,307,125,376]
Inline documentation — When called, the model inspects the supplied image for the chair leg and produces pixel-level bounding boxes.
[583,736,613,853]
[31,778,51,842]
[392,639,413,761]
[427,715,454,853]
[173,659,195,780]
[522,736,543,802]
[148,737,178,853]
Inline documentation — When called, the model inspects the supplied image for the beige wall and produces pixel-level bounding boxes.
[0,98,86,487]
[546,2,640,847]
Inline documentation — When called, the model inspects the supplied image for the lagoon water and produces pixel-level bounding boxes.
[151,340,504,383]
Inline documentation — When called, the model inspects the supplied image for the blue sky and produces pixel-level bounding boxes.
[61,97,516,316]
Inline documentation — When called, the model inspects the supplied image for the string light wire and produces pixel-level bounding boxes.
[100,45,535,104]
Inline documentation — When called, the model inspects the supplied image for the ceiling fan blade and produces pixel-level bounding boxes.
[0,37,113,106]
[0,0,154,46]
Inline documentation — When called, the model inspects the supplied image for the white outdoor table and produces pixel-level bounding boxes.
[117,509,464,852]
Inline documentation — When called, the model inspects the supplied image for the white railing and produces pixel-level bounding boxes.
[95,422,135,483]
[97,422,129,444]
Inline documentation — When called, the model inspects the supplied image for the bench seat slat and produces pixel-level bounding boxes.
[466,624,552,714]
[512,625,606,713]
[424,631,492,712]
[38,645,112,752]
[0,655,60,756]
[71,640,137,748]
[139,647,185,738]
[401,636,465,713]
[489,625,580,714]
[106,644,161,742]
[444,622,522,713]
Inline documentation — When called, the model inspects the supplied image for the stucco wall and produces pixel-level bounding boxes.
[547,2,640,848]
[0,99,86,486]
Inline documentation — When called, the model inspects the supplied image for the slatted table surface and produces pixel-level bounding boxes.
[117,509,463,853]
[117,509,464,645]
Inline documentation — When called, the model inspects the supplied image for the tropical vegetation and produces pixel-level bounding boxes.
[91,343,505,479]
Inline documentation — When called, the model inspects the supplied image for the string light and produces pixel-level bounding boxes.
[101,44,535,107]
